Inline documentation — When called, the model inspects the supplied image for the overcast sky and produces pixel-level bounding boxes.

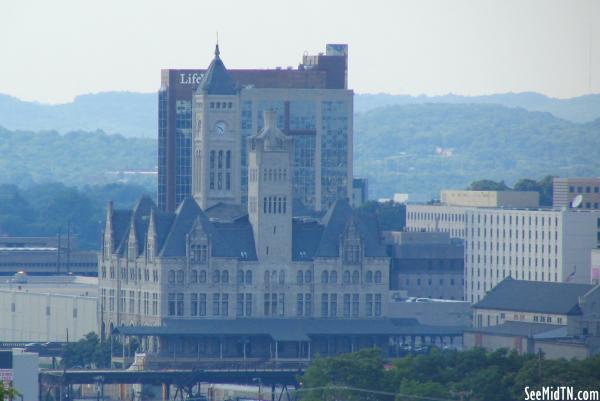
[0,0,598,104]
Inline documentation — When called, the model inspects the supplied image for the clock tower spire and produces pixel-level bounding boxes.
[192,45,241,209]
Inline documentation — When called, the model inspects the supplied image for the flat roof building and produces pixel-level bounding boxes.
[384,231,464,300]
[441,190,539,208]
[0,275,97,341]
[465,208,600,303]
[553,177,600,210]
[0,236,97,276]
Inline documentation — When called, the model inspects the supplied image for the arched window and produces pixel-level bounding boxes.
[245,270,252,285]
[177,270,184,284]
[218,150,223,168]
[168,270,175,284]
[297,270,304,285]
[210,151,215,169]
[221,270,229,283]
[321,271,329,284]
[191,270,198,284]
[226,151,231,169]
[343,271,351,284]
[264,271,270,285]
[352,271,359,284]
[305,270,312,283]
[366,271,373,284]
[271,270,277,283]
[199,270,207,283]
[237,270,244,284]
[279,270,285,284]
[330,271,338,284]
[374,270,382,284]
[213,269,220,284]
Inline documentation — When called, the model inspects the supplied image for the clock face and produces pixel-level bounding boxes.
[215,121,227,136]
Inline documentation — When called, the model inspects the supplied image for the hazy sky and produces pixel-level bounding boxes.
[1,0,598,104]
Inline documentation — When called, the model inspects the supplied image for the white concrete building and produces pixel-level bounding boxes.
[0,276,97,341]
[465,208,600,303]
[405,204,468,239]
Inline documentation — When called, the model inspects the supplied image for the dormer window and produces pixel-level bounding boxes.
[343,243,362,265]
[128,241,136,261]
[190,243,208,264]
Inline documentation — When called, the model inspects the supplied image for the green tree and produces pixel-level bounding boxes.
[467,180,510,191]
[0,384,19,400]
[359,201,406,231]
[396,379,449,401]
[300,349,387,401]
[62,332,112,368]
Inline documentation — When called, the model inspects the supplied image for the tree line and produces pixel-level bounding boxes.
[0,182,153,249]
[299,348,600,401]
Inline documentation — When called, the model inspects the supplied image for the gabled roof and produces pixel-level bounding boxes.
[107,196,387,263]
[292,219,324,261]
[474,277,595,315]
[315,199,387,258]
[205,202,248,223]
[196,44,237,95]
[114,196,156,256]
[159,198,216,257]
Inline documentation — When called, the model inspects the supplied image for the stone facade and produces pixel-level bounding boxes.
[98,105,389,342]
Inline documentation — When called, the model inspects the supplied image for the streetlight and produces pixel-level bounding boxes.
[93,376,104,401]
[252,377,262,401]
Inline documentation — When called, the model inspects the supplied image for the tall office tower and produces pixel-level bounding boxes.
[158,44,352,213]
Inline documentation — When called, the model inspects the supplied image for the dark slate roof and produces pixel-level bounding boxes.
[205,202,248,223]
[108,196,387,262]
[292,219,323,261]
[196,45,237,95]
[110,210,131,253]
[159,198,217,257]
[114,196,156,256]
[465,321,562,337]
[113,318,465,340]
[211,221,257,260]
[473,278,595,315]
[292,199,323,218]
[315,199,387,258]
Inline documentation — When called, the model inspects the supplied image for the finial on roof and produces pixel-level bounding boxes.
[215,31,220,58]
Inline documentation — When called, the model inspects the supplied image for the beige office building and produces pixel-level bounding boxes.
[553,177,600,210]
[440,190,539,208]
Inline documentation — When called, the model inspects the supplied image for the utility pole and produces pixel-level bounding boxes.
[66,220,71,274]
[56,229,62,274]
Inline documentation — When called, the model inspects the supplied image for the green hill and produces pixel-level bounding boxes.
[0,127,156,187]
[354,103,600,199]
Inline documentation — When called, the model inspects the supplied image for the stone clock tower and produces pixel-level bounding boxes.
[248,110,294,263]
[192,45,241,209]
